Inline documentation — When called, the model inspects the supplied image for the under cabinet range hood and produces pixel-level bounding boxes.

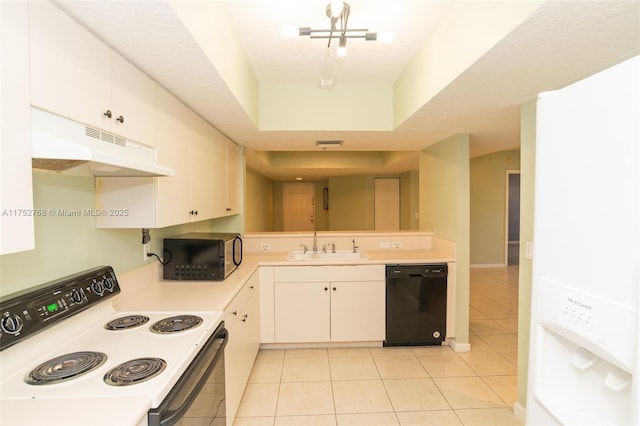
[30,107,174,177]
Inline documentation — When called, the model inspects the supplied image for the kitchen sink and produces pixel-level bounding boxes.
[287,249,369,261]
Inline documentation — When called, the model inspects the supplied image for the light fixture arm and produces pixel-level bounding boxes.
[300,2,375,50]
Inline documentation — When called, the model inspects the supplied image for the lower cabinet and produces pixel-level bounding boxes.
[272,265,385,343]
[224,272,260,426]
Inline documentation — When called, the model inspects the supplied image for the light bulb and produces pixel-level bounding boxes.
[330,0,344,18]
[337,38,347,57]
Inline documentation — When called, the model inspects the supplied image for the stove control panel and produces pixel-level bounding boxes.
[0,266,121,351]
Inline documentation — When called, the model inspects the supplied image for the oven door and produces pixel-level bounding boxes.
[148,322,228,426]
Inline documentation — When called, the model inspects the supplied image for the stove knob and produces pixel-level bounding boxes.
[104,276,115,291]
[71,289,85,304]
[92,280,105,296]
[1,314,23,335]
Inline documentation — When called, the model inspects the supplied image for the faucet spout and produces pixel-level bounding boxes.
[313,231,318,253]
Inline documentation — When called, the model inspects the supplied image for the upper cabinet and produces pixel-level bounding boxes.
[0,1,34,255]
[225,140,241,215]
[29,1,157,145]
[95,87,242,229]
[27,1,242,229]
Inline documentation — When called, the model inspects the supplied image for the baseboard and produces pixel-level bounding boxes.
[470,263,507,268]
[448,338,471,352]
[514,402,526,423]
[260,341,383,350]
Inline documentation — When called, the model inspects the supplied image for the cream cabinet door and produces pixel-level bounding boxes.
[1,1,34,254]
[109,53,157,145]
[330,281,386,342]
[225,140,241,215]
[29,1,111,130]
[154,87,192,227]
[225,273,260,426]
[190,119,226,220]
[274,282,330,343]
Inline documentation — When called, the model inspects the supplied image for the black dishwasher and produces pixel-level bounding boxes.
[385,264,447,346]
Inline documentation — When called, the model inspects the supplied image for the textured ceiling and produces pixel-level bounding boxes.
[56,0,640,180]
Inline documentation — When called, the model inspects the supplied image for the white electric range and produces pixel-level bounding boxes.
[0,266,225,426]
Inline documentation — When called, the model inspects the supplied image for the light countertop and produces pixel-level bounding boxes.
[114,249,455,313]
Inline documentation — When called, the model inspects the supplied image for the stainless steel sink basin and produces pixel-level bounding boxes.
[287,249,368,261]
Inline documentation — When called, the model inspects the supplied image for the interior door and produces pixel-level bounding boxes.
[374,178,400,230]
[506,171,521,265]
[283,183,315,231]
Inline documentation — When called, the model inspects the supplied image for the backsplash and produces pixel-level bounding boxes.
[243,231,447,253]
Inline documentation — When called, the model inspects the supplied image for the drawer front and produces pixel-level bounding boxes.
[224,273,258,328]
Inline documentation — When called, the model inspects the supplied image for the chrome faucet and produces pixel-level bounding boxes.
[313,231,318,253]
[352,238,359,253]
[300,244,308,253]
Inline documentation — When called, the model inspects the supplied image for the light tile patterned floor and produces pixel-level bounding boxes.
[233,266,521,426]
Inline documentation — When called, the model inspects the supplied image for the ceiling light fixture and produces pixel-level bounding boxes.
[299,2,376,56]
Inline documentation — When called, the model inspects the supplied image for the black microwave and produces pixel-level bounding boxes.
[163,233,242,281]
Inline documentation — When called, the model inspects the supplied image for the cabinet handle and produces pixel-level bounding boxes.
[324,287,328,291]
[103,110,112,118]
[249,286,254,290]
[232,310,238,316]
[242,314,248,322]
[189,210,198,216]
[116,115,124,123]
[226,207,232,212]
[333,287,337,291]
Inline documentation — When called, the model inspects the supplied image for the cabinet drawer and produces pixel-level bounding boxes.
[224,274,258,328]
[274,264,384,283]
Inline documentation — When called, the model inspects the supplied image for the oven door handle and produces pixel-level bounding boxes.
[147,322,228,426]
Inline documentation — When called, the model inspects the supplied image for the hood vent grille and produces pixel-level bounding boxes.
[85,126,127,148]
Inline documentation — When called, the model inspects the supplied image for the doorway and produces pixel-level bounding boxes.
[506,172,521,265]
[374,178,400,230]
[283,182,315,231]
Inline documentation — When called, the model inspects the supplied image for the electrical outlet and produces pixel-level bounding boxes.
[525,241,534,260]
[260,243,271,250]
[379,241,390,248]
[141,228,151,261]
[392,241,402,248]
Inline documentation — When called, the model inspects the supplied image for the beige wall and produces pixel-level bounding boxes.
[517,99,536,409]
[247,173,419,232]
[470,150,521,265]
[420,134,470,344]
[327,175,373,231]
[245,167,274,232]
[401,170,420,230]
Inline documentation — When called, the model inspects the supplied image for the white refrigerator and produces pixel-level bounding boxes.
[526,55,639,425]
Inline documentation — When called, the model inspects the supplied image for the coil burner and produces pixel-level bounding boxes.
[104,357,167,386]
[104,315,150,330]
[26,351,107,385]
[150,315,203,334]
